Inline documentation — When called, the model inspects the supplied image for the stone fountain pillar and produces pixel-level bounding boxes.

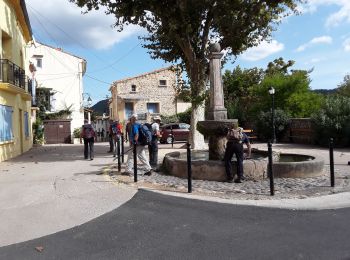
[208,43,227,121]
[197,43,237,160]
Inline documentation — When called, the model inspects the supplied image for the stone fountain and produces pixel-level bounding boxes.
[197,43,236,160]
[162,43,324,181]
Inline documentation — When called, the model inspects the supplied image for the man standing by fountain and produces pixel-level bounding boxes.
[224,125,251,183]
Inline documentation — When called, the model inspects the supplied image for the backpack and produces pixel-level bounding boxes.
[111,122,121,135]
[227,127,243,142]
[83,124,95,139]
[138,124,153,145]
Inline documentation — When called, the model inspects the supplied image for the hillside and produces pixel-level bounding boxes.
[91,99,109,116]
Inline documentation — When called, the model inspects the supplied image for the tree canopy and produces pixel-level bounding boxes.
[70,0,301,147]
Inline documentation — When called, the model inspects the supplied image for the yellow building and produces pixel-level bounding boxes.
[0,0,33,161]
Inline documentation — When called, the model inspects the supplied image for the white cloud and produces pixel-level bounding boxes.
[240,40,284,61]
[296,36,332,52]
[343,38,350,51]
[26,0,142,49]
[300,0,350,28]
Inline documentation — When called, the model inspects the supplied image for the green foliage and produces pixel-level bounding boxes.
[160,108,192,124]
[223,66,263,126]
[177,108,192,124]
[336,74,350,97]
[265,57,295,75]
[73,128,81,138]
[251,69,321,118]
[311,95,350,146]
[255,109,291,141]
[32,118,45,144]
[161,114,179,124]
[44,108,72,120]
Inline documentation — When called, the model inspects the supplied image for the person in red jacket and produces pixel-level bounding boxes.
[80,119,96,160]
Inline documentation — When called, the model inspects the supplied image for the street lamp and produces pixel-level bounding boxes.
[87,96,92,107]
[268,87,276,143]
[82,93,92,123]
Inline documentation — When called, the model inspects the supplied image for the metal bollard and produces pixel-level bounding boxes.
[133,143,137,182]
[121,133,124,163]
[117,137,121,172]
[268,142,275,196]
[329,138,335,187]
[187,142,192,193]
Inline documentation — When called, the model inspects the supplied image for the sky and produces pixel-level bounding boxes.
[25,0,350,105]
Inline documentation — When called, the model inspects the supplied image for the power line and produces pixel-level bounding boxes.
[85,74,112,85]
[27,4,141,75]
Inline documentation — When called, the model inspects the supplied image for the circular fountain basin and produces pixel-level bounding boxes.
[162,150,324,181]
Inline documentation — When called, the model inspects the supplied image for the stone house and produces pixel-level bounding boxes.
[110,66,187,124]
[0,0,33,162]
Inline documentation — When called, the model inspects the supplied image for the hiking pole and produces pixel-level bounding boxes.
[133,143,137,182]
[121,133,125,163]
[268,142,275,196]
[329,138,335,187]
[187,142,192,193]
[117,137,121,172]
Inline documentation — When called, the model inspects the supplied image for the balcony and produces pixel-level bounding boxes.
[0,59,27,90]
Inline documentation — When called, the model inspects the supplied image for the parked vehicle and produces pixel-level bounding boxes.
[160,123,190,144]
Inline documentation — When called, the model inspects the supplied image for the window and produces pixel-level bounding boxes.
[0,105,14,142]
[147,103,159,113]
[131,84,137,92]
[159,79,167,87]
[24,112,29,138]
[36,58,42,68]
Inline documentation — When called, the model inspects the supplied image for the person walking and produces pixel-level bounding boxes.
[124,114,153,176]
[224,124,251,183]
[107,120,114,153]
[149,116,161,169]
[80,119,96,160]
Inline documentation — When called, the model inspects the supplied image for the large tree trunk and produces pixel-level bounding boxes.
[189,104,206,149]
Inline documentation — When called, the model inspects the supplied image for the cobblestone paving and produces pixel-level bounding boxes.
[108,143,350,200]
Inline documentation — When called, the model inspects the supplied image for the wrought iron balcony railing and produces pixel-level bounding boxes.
[0,59,27,90]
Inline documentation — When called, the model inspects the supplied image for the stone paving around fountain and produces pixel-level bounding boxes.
[108,142,350,201]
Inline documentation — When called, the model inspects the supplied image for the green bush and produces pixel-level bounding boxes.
[311,95,350,147]
[32,118,45,144]
[255,109,290,141]
[177,108,192,124]
[73,128,81,138]
[161,108,192,125]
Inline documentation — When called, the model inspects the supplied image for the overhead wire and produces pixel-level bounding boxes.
[27,4,141,77]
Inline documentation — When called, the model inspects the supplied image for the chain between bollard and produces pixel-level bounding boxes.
[329,138,335,187]
[267,142,275,196]
[133,142,137,182]
[187,142,192,193]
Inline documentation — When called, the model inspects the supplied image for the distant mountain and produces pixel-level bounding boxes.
[312,89,337,95]
[91,99,109,116]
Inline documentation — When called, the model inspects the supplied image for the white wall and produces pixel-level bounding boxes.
[28,43,86,133]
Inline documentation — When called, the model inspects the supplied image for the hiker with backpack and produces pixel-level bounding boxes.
[80,119,96,160]
[148,116,162,169]
[123,114,153,176]
[110,120,122,157]
[224,124,251,183]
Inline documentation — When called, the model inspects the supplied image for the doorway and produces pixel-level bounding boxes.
[125,102,134,119]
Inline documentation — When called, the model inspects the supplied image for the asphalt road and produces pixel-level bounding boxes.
[1,189,349,260]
